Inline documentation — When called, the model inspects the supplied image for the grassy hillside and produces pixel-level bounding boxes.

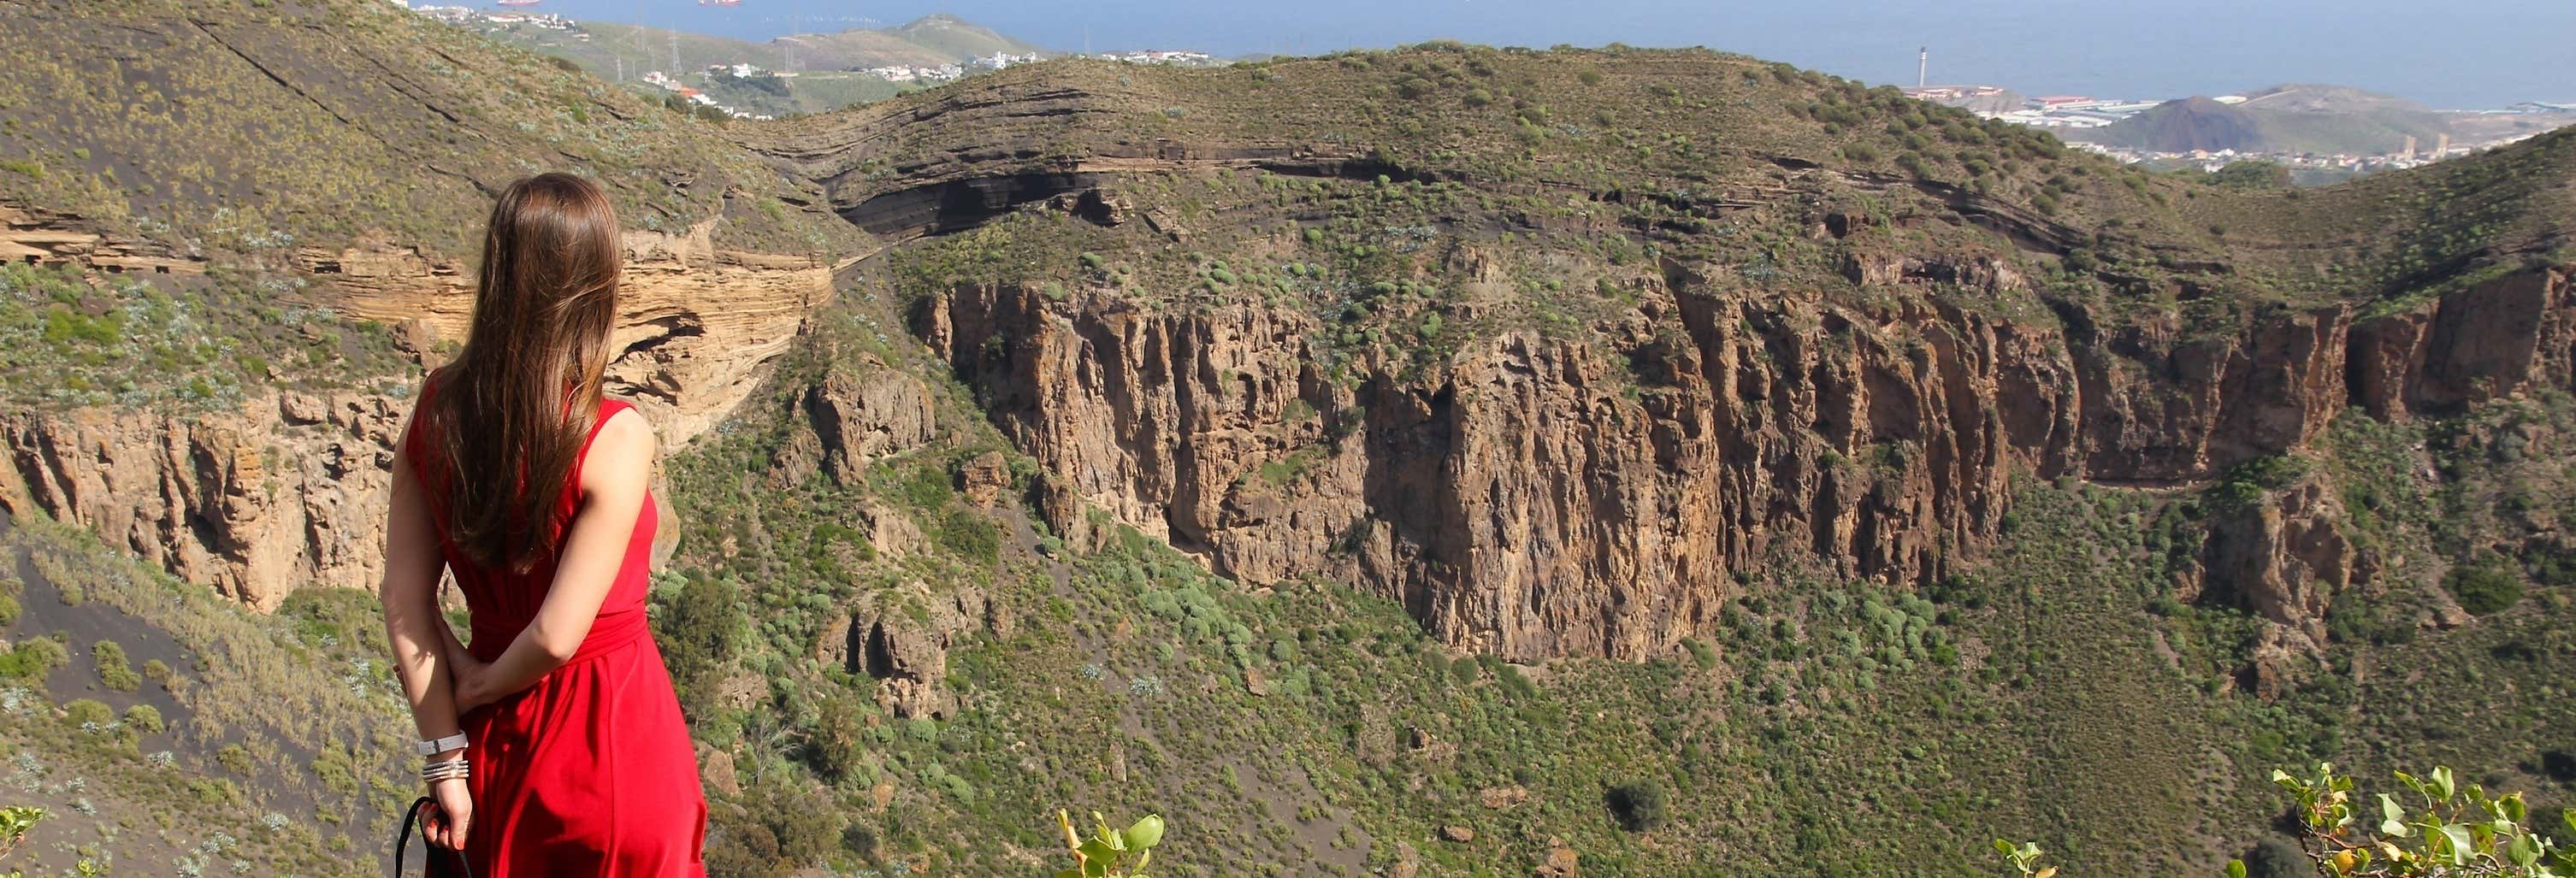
[2,9,2575,878]
[470,14,1046,118]
[0,0,861,262]
[2074,83,2459,156]
[883,14,1047,60]
[0,513,424,877]
[771,45,2572,332]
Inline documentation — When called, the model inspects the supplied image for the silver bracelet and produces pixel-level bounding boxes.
[421,758,470,784]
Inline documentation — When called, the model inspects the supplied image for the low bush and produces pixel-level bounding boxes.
[1607,780,1668,832]
[2448,563,2524,616]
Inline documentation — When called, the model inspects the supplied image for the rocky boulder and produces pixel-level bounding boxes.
[821,583,992,719]
[804,360,937,485]
[2202,472,2354,654]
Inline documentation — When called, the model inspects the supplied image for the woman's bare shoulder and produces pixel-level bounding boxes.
[584,404,658,487]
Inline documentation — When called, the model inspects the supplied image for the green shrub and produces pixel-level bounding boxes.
[2448,563,2523,616]
[895,463,953,510]
[2541,750,2575,783]
[1681,638,1718,671]
[806,694,867,782]
[0,638,67,681]
[123,704,165,735]
[62,698,113,728]
[92,639,139,691]
[0,594,16,627]
[2241,837,2307,878]
[936,509,1001,563]
[216,743,253,775]
[1607,780,1668,832]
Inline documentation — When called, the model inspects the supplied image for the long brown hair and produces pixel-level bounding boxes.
[425,173,623,572]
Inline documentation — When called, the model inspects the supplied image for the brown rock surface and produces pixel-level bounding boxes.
[804,360,938,485]
[2203,474,2354,652]
[916,264,2576,660]
[0,391,404,608]
[1536,839,1580,878]
[699,748,741,798]
[0,219,853,610]
[0,201,206,275]
[834,583,992,719]
[304,221,854,443]
[958,451,1012,507]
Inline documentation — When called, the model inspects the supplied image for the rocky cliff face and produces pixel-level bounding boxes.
[2,201,206,275]
[0,222,848,607]
[919,258,2576,660]
[0,391,403,609]
[302,221,859,442]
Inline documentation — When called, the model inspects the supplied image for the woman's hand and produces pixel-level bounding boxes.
[426,771,473,850]
[434,612,497,713]
[447,650,495,713]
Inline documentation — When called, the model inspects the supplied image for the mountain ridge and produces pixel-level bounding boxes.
[0,4,2572,877]
[2074,82,2461,155]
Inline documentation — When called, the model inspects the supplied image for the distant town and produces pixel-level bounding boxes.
[396,3,1226,121]
[1908,84,2570,174]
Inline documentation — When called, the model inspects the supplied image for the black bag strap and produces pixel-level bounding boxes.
[394,796,476,878]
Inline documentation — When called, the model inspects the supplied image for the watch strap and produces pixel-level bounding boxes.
[416,732,470,757]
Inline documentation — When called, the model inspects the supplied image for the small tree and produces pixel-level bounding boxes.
[2448,565,2524,616]
[1608,780,1669,832]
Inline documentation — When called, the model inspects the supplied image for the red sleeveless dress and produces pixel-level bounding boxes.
[403,391,708,878]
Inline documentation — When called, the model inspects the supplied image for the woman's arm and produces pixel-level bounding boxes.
[378,439,472,847]
[381,446,463,740]
[450,409,655,710]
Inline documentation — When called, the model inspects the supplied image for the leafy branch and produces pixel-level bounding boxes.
[2002,764,2576,878]
[1055,810,1167,878]
[2271,763,2575,876]
[1994,839,2058,878]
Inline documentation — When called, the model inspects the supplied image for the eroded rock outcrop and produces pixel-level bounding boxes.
[1,202,206,275]
[0,391,404,608]
[2202,474,2353,651]
[819,582,994,719]
[2348,268,2576,420]
[917,263,2576,660]
[300,221,855,442]
[804,361,937,484]
[0,218,847,608]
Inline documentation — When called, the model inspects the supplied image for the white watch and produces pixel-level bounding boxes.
[415,733,469,757]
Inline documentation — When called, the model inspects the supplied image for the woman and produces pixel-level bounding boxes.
[377,173,707,876]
